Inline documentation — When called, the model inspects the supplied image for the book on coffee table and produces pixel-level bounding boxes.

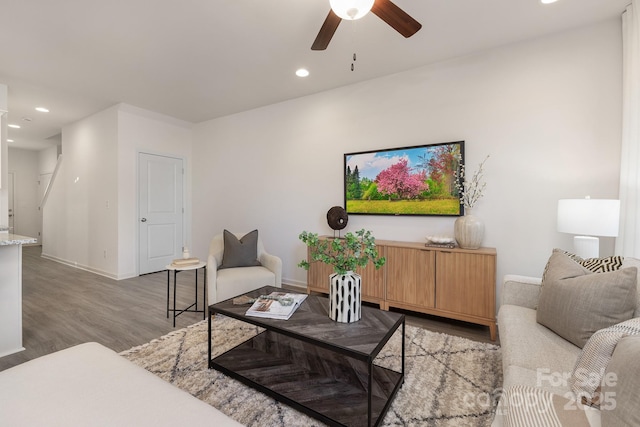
[245,292,307,320]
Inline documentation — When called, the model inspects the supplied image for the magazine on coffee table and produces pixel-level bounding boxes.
[245,292,308,320]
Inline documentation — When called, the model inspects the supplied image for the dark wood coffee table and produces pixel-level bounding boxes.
[208,286,405,427]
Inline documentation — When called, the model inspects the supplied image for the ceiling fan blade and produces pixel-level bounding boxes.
[371,0,422,38]
[311,10,342,50]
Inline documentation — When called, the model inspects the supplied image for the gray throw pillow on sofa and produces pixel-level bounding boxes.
[536,251,637,348]
[600,335,640,427]
[219,230,262,269]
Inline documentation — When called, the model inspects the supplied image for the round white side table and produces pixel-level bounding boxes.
[166,261,207,327]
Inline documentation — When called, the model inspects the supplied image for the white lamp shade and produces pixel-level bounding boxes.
[557,199,620,237]
[330,0,375,20]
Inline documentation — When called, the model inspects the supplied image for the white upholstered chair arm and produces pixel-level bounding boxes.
[207,253,220,306]
[501,274,542,310]
[260,252,282,287]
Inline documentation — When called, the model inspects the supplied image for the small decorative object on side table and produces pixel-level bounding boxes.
[166,259,207,327]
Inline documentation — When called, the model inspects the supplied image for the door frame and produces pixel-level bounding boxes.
[136,150,188,276]
[7,171,14,233]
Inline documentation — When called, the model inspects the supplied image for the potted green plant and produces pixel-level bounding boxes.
[298,229,385,323]
[298,229,386,274]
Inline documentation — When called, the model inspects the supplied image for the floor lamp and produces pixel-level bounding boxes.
[557,198,620,259]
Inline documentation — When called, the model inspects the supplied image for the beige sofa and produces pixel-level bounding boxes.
[493,256,640,426]
[0,342,242,426]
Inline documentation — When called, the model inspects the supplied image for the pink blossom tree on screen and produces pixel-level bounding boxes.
[375,159,428,199]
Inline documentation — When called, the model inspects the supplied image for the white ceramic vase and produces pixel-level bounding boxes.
[328,271,362,323]
[454,211,484,249]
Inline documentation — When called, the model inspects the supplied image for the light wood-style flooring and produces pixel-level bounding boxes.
[0,245,497,372]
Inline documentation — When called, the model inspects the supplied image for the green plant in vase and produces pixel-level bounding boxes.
[298,229,385,274]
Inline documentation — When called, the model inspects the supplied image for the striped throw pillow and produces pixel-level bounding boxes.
[501,386,596,427]
[569,317,640,407]
[541,249,623,284]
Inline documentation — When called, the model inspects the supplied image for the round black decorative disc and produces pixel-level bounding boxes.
[327,206,348,230]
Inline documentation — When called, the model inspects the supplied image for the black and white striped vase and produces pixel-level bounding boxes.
[328,271,362,323]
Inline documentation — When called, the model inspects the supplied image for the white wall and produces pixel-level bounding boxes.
[7,148,40,240]
[192,20,623,303]
[117,104,193,279]
[0,84,8,227]
[43,106,119,277]
[38,145,60,175]
[43,103,193,279]
[43,103,192,279]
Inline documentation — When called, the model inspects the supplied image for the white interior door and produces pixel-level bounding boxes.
[138,153,184,274]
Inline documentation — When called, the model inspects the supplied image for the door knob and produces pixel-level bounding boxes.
[141,218,147,222]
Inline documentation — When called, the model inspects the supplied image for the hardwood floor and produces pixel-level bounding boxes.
[0,246,497,372]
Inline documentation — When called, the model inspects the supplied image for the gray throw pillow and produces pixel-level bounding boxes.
[219,230,262,269]
[600,335,640,427]
[536,251,637,348]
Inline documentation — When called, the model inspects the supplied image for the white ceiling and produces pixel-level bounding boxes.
[0,0,630,150]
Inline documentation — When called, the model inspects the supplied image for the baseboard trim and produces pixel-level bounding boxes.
[40,253,119,280]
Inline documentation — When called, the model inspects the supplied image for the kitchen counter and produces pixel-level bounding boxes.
[0,233,37,357]
[0,233,38,246]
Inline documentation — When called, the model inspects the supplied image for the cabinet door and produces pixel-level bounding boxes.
[307,253,334,292]
[356,245,385,300]
[435,251,495,318]
[385,246,435,308]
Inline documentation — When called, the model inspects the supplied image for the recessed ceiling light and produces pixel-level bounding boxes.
[296,68,310,77]
[541,0,558,4]
[35,107,49,113]
[8,124,20,129]
[7,139,14,143]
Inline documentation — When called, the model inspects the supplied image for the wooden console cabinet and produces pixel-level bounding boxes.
[306,239,497,340]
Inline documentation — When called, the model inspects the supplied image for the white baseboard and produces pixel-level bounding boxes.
[40,253,119,280]
[282,279,306,290]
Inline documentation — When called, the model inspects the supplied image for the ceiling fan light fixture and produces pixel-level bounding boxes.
[329,0,374,20]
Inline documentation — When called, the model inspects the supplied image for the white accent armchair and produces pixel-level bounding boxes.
[206,231,282,305]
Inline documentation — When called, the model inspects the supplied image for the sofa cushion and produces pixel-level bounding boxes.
[570,317,640,408]
[499,304,581,394]
[501,365,570,397]
[600,335,640,427]
[536,251,637,348]
[219,229,262,269]
[0,342,242,426]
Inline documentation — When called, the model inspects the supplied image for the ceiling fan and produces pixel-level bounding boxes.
[311,0,422,51]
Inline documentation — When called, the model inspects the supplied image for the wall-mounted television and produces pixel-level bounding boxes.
[344,141,465,216]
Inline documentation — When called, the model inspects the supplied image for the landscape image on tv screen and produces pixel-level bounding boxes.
[344,141,464,216]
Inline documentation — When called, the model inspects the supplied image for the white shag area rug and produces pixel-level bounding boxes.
[121,315,502,426]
